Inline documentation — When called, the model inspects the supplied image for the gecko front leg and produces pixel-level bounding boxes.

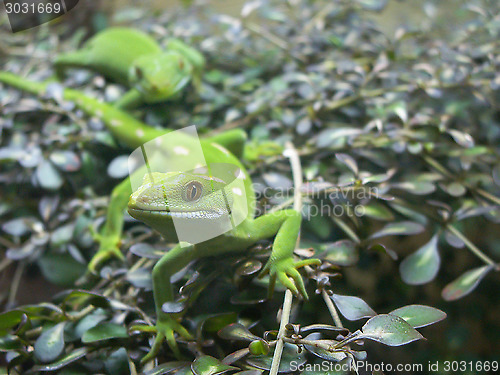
[131,243,196,363]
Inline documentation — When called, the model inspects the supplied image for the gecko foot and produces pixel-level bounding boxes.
[131,316,193,364]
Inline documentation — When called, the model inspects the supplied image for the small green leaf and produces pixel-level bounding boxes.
[392,181,436,195]
[316,128,362,148]
[399,235,440,285]
[60,289,111,309]
[36,159,63,190]
[129,243,164,259]
[249,340,270,356]
[235,259,263,277]
[360,314,424,346]
[199,313,237,333]
[0,310,25,336]
[126,268,153,290]
[218,323,261,342]
[303,333,346,362]
[336,153,358,175]
[330,294,376,321]
[104,348,129,375]
[442,265,494,301]
[300,324,349,336]
[246,343,306,372]
[322,240,359,266]
[107,155,130,178]
[144,362,192,375]
[81,323,128,343]
[369,221,425,240]
[34,322,66,363]
[362,202,394,221]
[390,305,447,328]
[191,355,238,375]
[0,335,23,352]
[73,310,107,340]
[32,347,88,372]
[49,150,81,172]
[447,129,474,148]
[38,253,86,287]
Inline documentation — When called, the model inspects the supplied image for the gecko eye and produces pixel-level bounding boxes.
[184,181,203,202]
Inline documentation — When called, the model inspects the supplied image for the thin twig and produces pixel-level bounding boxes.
[269,289,294,375]
[8,261,25,306]
[446,224,498,269]
[322,289,344,328]
[269,142,304,375]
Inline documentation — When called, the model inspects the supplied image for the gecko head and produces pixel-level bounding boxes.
[128,170,235,237]
[129,51,193,102]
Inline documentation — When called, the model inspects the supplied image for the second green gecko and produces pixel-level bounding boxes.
[54,27,205,109]
[0,71,319,363]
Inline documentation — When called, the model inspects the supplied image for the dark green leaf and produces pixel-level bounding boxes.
[0,310,25,336]
[303,333,346,362]
[389,305,446,328]
[336,153,358,175]
[0,335,23,352]
[369,221,425,240]
[322,240,359,266]
[362,202,394,221]
[399,235,440,285]
[218,323,261,342]
[32,347,89,372]
[34,322,66,363]
[246,343,306,372]
[330,294,376,321]
[442,265,494,301]
[144,362,192,375]
[81,323,128,343]
[191,355,238,375]
[360,314,424,346]
[36,159,63,190]
[38,253,86,287]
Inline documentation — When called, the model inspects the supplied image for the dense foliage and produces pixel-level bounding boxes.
[0,0,499,374]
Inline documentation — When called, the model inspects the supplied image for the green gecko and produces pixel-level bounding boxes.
[54,27,205,109]
[0,71,320,363]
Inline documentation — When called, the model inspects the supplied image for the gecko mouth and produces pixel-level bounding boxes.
[128,207,226,220]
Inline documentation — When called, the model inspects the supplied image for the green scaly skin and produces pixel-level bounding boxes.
[0,71,320,363]
[54,27,205,109]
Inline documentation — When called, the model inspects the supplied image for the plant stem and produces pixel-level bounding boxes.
[446,224,497,268]
[269,142,304,375]
[332,216,361,244]
[269,290,293,375]
[322,289,344,328]
[8,261,24,306]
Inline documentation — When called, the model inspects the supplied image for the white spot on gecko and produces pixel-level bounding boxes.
[235,169,246,179]
[212,143,230,155]
[173,146,190,155]
[232,187,243,196]
[111,119,122,127]
[193,165,208,174]
[136,129,145,138]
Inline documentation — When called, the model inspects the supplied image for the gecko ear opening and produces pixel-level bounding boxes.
[134,66,144,80]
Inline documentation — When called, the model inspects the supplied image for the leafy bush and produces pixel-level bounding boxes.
[0,0,499,374]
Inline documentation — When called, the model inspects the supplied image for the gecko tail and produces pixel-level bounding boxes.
[53,51,91,79]
[0,71,47,96]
